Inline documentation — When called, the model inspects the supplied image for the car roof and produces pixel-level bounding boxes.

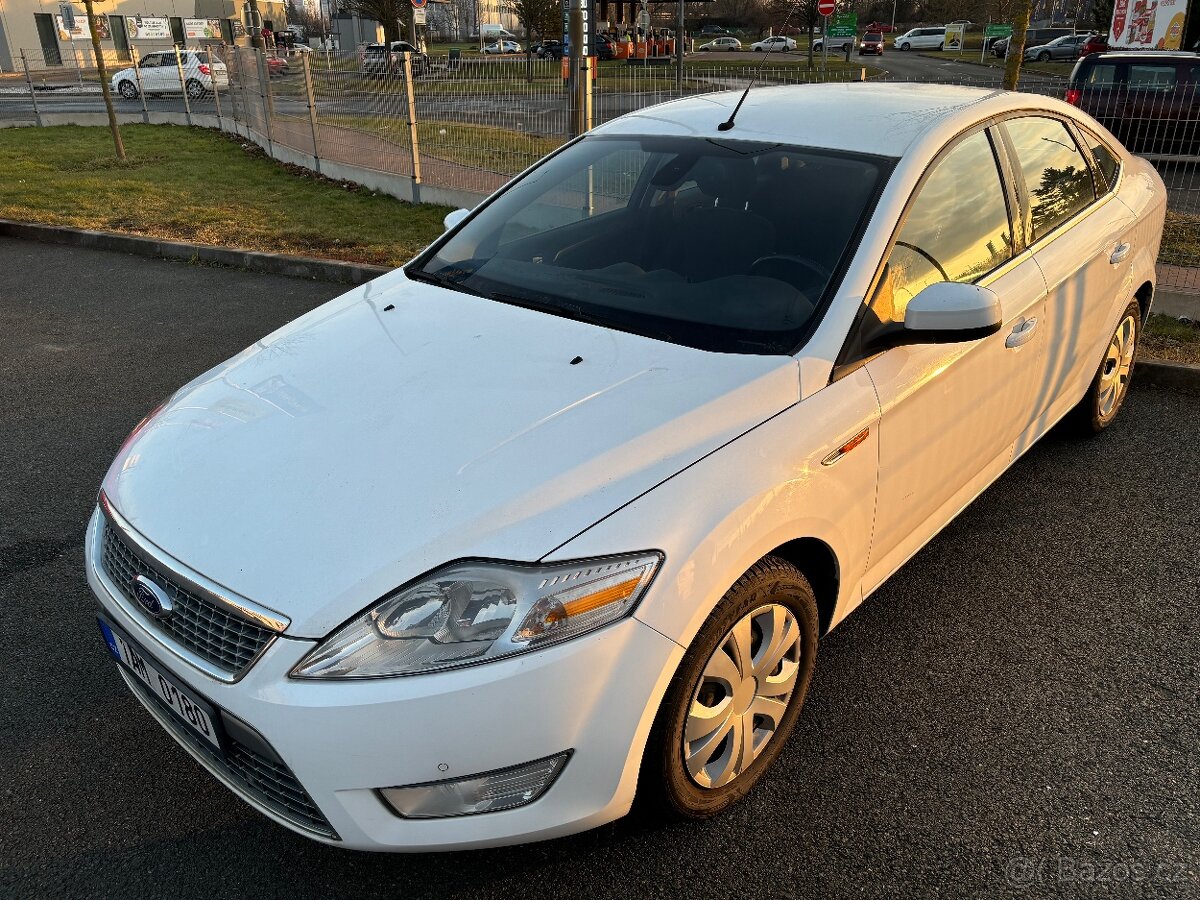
[1090,50,1197,59]
[594,82,1044,157]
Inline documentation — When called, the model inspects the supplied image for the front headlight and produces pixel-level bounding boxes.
[291,552,662,679]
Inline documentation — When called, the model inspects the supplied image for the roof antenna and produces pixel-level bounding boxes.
[718,1,804,132]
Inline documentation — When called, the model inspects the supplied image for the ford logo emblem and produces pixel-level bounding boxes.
[132,574,173,620]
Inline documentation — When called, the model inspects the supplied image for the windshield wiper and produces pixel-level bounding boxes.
[406,268,487,298]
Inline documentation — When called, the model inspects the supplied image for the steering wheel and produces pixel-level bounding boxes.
[749,255,832,292]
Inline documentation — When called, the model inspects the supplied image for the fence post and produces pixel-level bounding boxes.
[131,47,150,123]
[20,51,42,127]
[403,52,422,193]
[73,45,85,90]
[302,53,321,174]
[256,51,275,155]
[210,47,224,127]
[174,45,194,126]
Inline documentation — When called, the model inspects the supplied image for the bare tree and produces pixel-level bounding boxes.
[85,0,124,161]
[339,0,407,41]
[1002,0,1031,89]
[507,0,561,41]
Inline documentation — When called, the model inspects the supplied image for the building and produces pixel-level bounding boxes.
[0,0,291,71]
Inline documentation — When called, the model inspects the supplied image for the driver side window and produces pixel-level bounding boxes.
[869,129,1013,329]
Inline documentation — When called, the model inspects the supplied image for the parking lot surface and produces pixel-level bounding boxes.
[1,236,1197,899]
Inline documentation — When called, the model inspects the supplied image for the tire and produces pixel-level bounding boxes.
[937,41,944,50]
[901,41,911,50]
[1066,300,1141,435]
[117,79,139,100]
[754,46,762,52]
[1038,50,1050,61]
[185,78,205,99]
[640,556,819,820]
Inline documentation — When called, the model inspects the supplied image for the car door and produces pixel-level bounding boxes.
[848,126,1048,594]
[999,115,1136,434]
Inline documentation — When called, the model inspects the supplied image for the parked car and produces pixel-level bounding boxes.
[265,55,290,77]
[750,36,796,52]
[698,36,742,51]
[595,34,616,60]
[1078,34,1109,56]
[893,27,946,50]
[111,50,228,100]
[859,32,885,55]
[1067,50,1200,153]
[533,39,563,59]
[89,82,1164,853]
[992,27,1074,57]
[947,19,974,27]
[360,41,427,75]
[483,40,523,54]
[1025,33,1093,61]
[813,35,857,52]
[864,21,895,33]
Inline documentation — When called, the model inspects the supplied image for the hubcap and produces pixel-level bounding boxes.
[684,604,801,789]
[1098,314,1137,419]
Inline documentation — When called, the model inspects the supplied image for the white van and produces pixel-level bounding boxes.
[894,27,946,50]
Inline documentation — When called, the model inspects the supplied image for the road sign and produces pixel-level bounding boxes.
[413,8,426,24]
[411,0,427,7]
[984,23,1012,37]
[827,12,856,38]
[59,3,75,30]
[817,0,836,18]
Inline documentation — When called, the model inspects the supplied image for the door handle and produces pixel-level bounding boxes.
[1110,242,1131,265]
[1005,317,1038,349]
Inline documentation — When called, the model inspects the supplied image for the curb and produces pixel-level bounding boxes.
[0,219,389,285]
[1138,359,1200,395]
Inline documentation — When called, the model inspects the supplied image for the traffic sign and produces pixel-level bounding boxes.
[983,23,1012,37]
[827,12,856,37]
[817,0,836,18]
[411,0,427,8]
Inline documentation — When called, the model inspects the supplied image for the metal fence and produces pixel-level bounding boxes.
[2,45,1199,293]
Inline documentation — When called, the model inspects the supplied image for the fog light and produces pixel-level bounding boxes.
[379,752,571,818]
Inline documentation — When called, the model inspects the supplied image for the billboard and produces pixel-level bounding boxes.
[126,16,172,41]
[1109,0,1188,49]
[56,13,110,41]
[184,18,223,40]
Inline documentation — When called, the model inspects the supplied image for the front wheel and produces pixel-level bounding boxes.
[901,41,911,50]
[1037,50,1051,61]
[117,79,139,100]
[1067,301,1140,434]
[641,557,819,819]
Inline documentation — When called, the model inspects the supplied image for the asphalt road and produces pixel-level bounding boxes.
[1,237,1198,899]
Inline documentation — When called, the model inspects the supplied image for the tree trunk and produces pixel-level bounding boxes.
[84,0,125,161]
[1003,0,1032,91]
[807,22,814,69]
[384,16,401,43]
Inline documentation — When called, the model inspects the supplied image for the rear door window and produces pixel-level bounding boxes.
[1083,63,1120,85]
[1004,116,1097,240]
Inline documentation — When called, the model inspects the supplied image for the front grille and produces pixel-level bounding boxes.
[122,670,338,839]
[100,522,274,676]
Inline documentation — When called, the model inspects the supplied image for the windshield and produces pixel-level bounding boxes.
[865,33,882,40]
[410,135,889,354]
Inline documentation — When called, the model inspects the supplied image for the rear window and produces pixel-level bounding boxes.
[1129,63,1178,90]
[1079,63,1120,86]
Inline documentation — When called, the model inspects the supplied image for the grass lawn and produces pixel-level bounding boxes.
[1160,210,1200,267]
[0,124,448,268]
[1143,314,1200,365]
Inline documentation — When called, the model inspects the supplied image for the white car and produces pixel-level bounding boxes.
[698,36,742,51]
[88,83,1163,852]
[893,26,947,50]
[812,35,857,52]
[483,40,522,54]
[110,50,228,100]
[750,36,796,52]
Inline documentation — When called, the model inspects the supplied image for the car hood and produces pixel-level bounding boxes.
[102,271,800,637]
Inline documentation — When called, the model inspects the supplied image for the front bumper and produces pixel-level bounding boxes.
[85,508,683,851]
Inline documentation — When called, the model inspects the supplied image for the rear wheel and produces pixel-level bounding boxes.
[1067,301,1140,434]
[641,557,819,819]
[185,78,205,99]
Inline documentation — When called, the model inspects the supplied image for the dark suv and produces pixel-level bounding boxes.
[1067,51,1200,153]
[359,41,428,76]
[991,27,1073,56]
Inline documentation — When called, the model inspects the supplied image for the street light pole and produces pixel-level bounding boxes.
[890,0,897,34]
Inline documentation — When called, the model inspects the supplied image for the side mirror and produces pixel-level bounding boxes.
[443,208,470,232]
[901,281,1003,344]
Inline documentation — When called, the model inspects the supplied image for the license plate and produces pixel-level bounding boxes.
[98,618,224,752]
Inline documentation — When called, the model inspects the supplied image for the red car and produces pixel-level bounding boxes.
[1078,34,1108,56]
[265,55,290,77]
[859,32,885,55]
[864,21,895,33]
